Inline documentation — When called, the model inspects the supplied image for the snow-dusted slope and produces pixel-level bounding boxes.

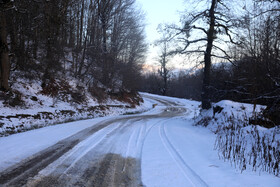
[0,79,149,136]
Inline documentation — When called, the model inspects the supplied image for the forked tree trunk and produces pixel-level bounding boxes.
[0,11,10,91]
[201,0,217,109]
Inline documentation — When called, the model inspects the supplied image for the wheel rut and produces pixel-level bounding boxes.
[0,117,140,186]
[159,120,208,187]
[0,96,186,186]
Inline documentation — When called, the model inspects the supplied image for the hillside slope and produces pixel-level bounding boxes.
[0,76,149,136]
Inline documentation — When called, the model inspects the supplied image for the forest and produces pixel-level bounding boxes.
[0,0,279,125]
[0,0,146,94]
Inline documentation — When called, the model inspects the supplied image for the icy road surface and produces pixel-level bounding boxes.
[0,93,279,186]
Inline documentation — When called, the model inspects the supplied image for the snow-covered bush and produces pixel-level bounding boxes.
[214,114,280,176]
[195,100,280,176]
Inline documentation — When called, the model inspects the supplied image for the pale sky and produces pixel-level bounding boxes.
[136,0,249,71]
[136,0,187,70]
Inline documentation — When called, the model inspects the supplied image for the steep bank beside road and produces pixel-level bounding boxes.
[0,78,149,136]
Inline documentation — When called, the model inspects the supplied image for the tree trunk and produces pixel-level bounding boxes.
[0,11,10,91]
[201,0,217,109]
[77,35,88,79]
[79,0,85,48]
[162,57,168,96]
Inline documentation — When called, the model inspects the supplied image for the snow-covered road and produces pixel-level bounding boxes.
[0,93,279,186]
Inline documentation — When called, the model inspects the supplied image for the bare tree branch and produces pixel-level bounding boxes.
[192,25,208,35]
[215,23,239,44]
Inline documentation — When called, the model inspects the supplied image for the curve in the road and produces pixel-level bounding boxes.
[0,95,189,186]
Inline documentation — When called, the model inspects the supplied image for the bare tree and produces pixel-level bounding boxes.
[155,26,172,96]
[229,0,280,108]
[84,0,146,90]
[0,0,146,94]
[0,0,13,91]
[170,0,239,109]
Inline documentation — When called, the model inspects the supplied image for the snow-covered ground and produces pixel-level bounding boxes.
[141,93,280,186]
[0,95,154,172]
[0,93,279,186]
[0,78,150,136]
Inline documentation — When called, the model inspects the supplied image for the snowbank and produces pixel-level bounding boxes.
[195,99,280,176]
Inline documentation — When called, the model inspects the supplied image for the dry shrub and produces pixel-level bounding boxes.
[1,90,25,107]
[214,113,280,176]
[109,91,143,107]
[41,78,86,104]
[195,116,212,127]
[88,86,108,103]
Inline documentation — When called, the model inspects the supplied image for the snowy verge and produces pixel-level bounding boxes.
[0,79,153,136]
[138,93,280,186]
[194,100,280,176]
[0,103,151,136]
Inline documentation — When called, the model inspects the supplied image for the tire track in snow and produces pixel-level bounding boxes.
[1,95,187,186]
[45,118,143,177]
[124,120,140,157]
[135,121,143,151]
[60,122,124,175]
[122,120,139,172]
[0,117,135,186]
[141,94,179,106]
[159,120,209,187]
[26,122,124,182]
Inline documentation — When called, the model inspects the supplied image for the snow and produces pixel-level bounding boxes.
[0,92,155,171]
[0,79,151,136]
[140,95,279,186]
[0,116,115,172]
[140,93,279,186]
[0,92,279,186]
[149,118,279,187]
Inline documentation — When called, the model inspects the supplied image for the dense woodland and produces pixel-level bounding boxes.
[0,0,146,95]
